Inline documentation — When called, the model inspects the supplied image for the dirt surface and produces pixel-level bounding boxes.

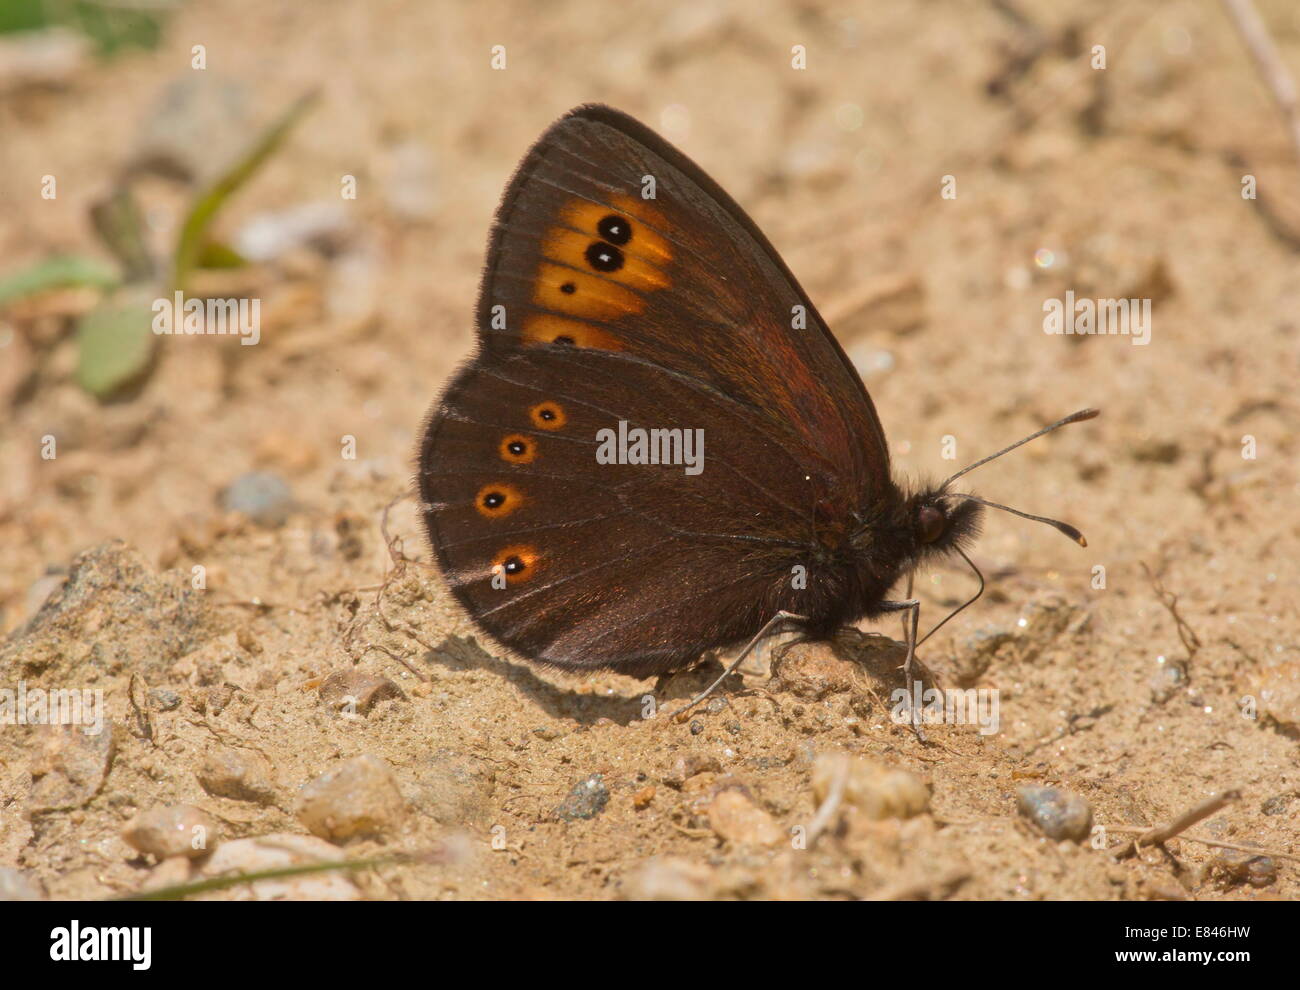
[1,0,1297,900]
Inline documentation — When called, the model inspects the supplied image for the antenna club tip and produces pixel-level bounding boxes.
[1077,535,1088,548]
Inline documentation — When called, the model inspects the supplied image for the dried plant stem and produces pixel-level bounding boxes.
[1223,0,1300,166]
[1115,788,1241,859]
[805,755,850,847]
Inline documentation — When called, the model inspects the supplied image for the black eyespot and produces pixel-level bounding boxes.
[508,441,526,456]
[483,491,505,509]
[560,282,576,294]
[553,335,575,346]
[503,555,526,575]
[539,408,555,421]
[585,241,624,272]
[596,214,631,245]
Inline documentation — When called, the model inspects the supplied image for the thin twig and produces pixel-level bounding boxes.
[1140,561,1202,659]
[805,755,850,847]
[1223,0,1300,166]
[361,642,428,682]
[1115,789,1241,859]
[1102,825,1300,864]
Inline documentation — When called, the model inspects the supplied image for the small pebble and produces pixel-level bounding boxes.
[296,754,407,841]
[141,856,192,893]
[1210,849,1277,889]
[318,669,406,714]
[149,688,182,711]
[1260,793,1293,816]
[632,785,656,809]
[122,805,217,860]
[1149,661,1187,704]
[623,856,715,901]
[812,752,931,820]
[27,723,116,813]
[200,833,358,900]
[707,789,784,847]
[1239,657,1300,735]
[554,774,609,821]
[0,868,46,901]
[1016,785,1093,842]
[206,683,235,715]
[774,641,858,699]
[197,747,278,805]
[664,753,722,789]
[219,471,293,527]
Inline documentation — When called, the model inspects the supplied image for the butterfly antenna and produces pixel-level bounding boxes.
[941,408,1099,488]
[941,408,1098,547]
[956,494,1087,546]
[917,547,984,648]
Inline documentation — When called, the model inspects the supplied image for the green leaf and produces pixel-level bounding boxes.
[172,90,319,291]
[74,297,156,398]
[195,240,248,269]
[0,0,169,55]
[0,254,119,307]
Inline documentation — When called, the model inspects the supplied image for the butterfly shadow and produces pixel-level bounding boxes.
[421,634,655,726]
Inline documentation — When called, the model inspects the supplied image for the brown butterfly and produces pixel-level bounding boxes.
[417,104,1095,710]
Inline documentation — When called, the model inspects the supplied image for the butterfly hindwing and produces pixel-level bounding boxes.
[420,346,816,674]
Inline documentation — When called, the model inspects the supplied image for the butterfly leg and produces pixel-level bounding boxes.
[878,594,926,741]
[901,571,914,643]
[669,610,807,722]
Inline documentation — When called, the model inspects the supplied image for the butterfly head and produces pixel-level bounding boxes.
[910,487,983,560]
[904,408,1101,568]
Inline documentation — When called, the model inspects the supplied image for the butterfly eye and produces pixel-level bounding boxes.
[529,402,567,430]
[584,241,624,272]
[500,434,537,464]
[917,505,946,544]
[596,214,631,245]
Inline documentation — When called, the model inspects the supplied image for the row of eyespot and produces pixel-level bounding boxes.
[478,214,635,582]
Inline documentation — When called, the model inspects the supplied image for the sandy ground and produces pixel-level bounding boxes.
[0,0,1296,900]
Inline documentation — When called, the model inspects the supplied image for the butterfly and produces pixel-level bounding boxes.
[417,104,1095,711]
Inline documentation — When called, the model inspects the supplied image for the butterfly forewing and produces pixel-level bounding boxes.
[478,105,889,490]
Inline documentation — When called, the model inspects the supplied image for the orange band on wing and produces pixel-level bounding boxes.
[540,227,670,293]
[557,197,673,265]
[533,262,646,319]
[522,314,624,351]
